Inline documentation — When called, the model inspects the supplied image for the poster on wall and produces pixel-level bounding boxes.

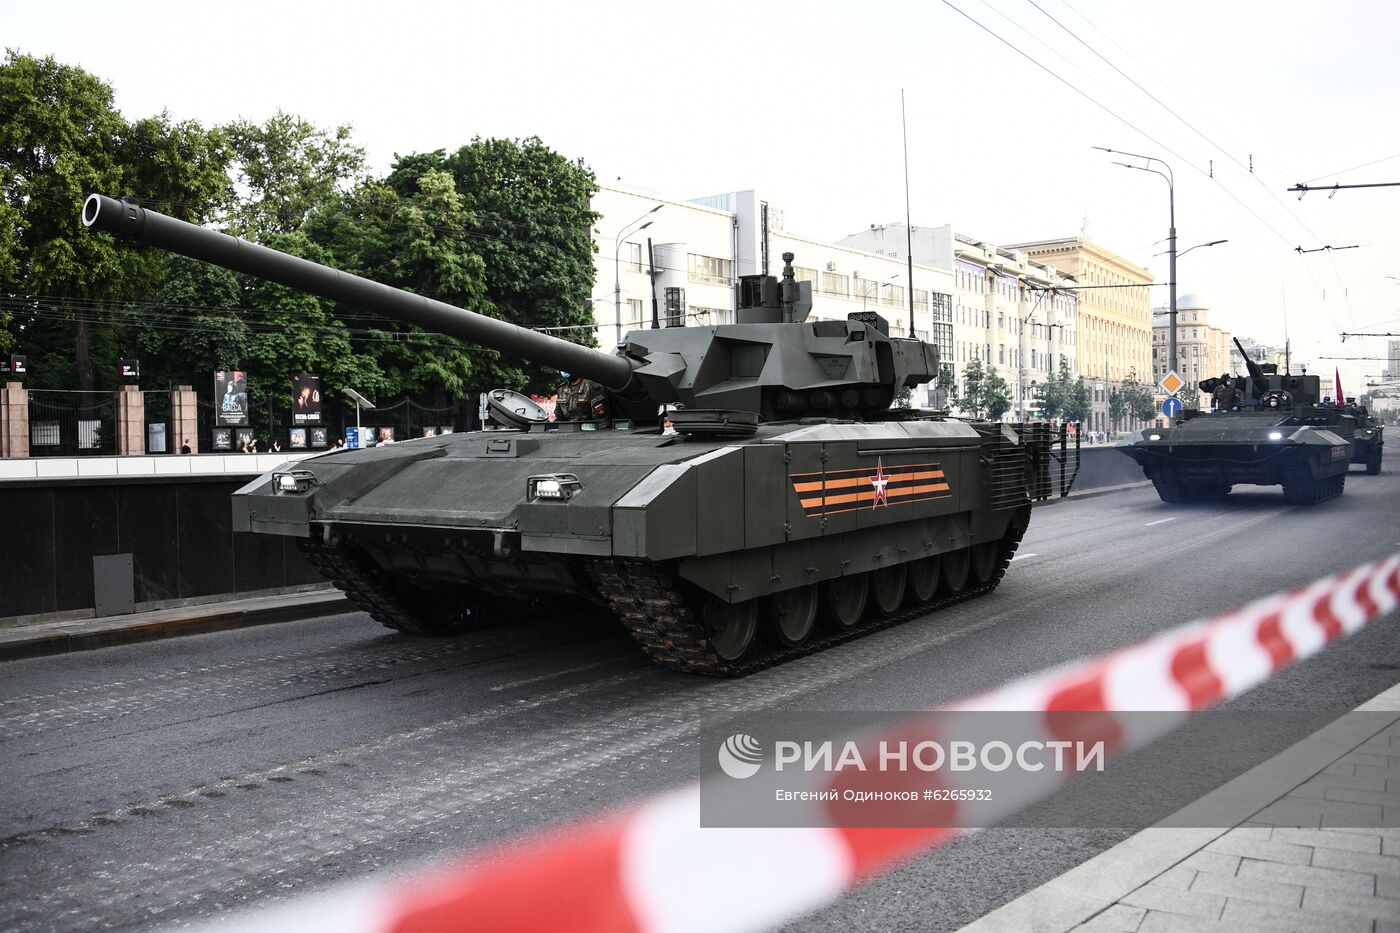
[215,370,249,427]
[292,374,322,425]
[289,428,308,449]
[310,427,328,448]
[212,428,233,451]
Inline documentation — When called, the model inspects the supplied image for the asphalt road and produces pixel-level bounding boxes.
[3,466,1399,932]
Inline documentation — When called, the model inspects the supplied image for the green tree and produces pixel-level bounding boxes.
[224,113,365,237]
[935,363,957,410]
[959,357,1011,420]
[0,51,229,389]
[961,356,988,418]
[1120,369,1156,423]
[1064,376,1092,424]
[981,365,1012,420]
[381,137,599,393]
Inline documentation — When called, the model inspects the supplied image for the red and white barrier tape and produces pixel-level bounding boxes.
[197,553,1400,933]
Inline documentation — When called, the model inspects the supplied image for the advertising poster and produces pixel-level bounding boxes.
[212,428,233,451]
[376,426,395,445]
[235,428,254,450]
[345,427,360,449]
[310,427,328,449]
[215,370,249,427]
[289,428,308,449]
[292,374,322,425]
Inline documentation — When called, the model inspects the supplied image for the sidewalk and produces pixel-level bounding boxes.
[0,588,353,662]
[962,683,1400,933]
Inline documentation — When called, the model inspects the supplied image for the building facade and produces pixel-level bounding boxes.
[1153,295,1233,411]
[838,224,1079,420]
[1006,238,1153,435]
[590,186,956,408]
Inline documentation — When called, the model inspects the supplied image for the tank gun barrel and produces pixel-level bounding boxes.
[81,194,636,391]
[1233,336,1266,384]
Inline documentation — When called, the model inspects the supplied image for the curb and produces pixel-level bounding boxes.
[1034,480,1151,506]
[958,680,1400,932]
[0,591,354,662]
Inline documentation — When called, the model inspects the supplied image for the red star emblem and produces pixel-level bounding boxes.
[869,457,889,509]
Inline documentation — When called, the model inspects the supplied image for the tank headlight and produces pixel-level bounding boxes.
[1148,433,1161,441]
[1268,431,1284,441]
[272,469,317,494]
[528,473,582,501]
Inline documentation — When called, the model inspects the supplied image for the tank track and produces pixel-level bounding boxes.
[1282,469,1345,505]
[587,510,1031,677]
[297,538,443,636]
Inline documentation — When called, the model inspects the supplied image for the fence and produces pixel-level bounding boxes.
[27,390,116,457]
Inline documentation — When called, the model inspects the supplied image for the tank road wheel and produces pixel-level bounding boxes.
[970,542,999,586]
[941,547,972,595]
[764,585,819,648]
[907,555,941,606]
[869,563,908,618]
[820,574,869,630]
[701,597,758,662]
[1282,467,1317,505]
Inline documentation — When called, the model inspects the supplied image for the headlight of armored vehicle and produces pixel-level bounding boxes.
[528,473,582,501]
[272,469,318,494]
[1268,431,1284,441]
[1148,433,1161,441]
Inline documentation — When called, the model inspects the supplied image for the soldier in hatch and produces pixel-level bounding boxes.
[555,371,610,427]
[1211,373,1241,411]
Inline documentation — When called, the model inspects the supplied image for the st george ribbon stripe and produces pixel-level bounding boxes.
[181,552,1400,933]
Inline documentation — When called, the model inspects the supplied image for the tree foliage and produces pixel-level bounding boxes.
[958,357,1012,420]
[2,53,601,423]
[0,51,230,389]
[1036,358,1091,423]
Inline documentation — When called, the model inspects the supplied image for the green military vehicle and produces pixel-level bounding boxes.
[83,193,1076,675]
[1119,339,1353,506]
[1343,399,1383,474]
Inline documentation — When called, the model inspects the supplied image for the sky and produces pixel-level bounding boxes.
[8,0,1400,396]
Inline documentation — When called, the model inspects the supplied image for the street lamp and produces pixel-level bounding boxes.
[1095,146,1177,377]
[862,273,899,313]
[612,205,663,344]
[1176,239,1227,260]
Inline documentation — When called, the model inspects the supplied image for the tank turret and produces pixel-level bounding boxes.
[83,196,937,426]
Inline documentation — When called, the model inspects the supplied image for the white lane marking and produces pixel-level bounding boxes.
[1010,553,1038,561]
[488,657,627,692]
[1144,517,1178,527]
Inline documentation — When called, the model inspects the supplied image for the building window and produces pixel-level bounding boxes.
[625,242,643,273]
[883,284,905,308]
[792,266,819,286]
[688,253,732,286]
[822,271,849,297]
[627,298,644,327]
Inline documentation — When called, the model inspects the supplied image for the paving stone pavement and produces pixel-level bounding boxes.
[963,685,1400,933]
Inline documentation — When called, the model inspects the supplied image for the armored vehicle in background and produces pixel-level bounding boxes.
[1119,338,1353,505]
[1344,400,1383,474]
[84,193,1076,675]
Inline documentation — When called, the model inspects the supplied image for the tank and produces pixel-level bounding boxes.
[1118,338,1354,505]
[83,193,1078,675]
[1343,399,1383,474]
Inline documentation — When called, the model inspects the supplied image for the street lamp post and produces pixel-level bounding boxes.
[1095,147,1177,377]
[611,205,663,345]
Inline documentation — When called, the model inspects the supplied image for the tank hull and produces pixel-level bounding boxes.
[1118,413,1352,505]
[1351,424,1383,474]
[241,419,1069,673]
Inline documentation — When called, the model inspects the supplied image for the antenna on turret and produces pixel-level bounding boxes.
[901,89,916,339]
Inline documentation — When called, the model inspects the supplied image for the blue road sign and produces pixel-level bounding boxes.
[1162,396,1183,418]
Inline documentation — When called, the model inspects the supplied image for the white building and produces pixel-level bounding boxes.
[588,186,956,407]
[839,225,1079,419]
